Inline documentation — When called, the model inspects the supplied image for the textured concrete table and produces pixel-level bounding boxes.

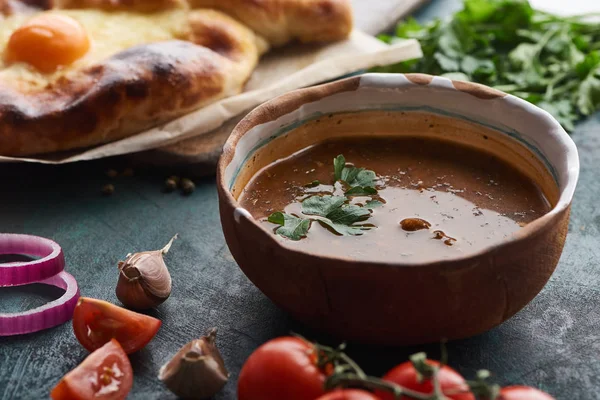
[1,1,600,399]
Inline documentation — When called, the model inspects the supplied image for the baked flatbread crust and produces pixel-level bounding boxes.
[187,0,354,46]
[0,0,352,156]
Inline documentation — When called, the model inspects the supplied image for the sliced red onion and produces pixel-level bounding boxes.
[0,234,65,287]
[0,271,80,336]
[0,234,80,335]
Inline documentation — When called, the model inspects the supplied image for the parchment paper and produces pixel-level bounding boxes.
[351,0,430,35]
[0,32,421,164]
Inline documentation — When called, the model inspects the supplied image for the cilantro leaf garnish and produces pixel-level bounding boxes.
[305,180,321,188]
[334,155,345,181]
[268,155,383,240]
[323,203,371,225]
[268,212,311,241]
[302,195,371,225]
[345,186,378,196]
[333,154,378,193]
[302,195,373,237]
[317,220,372,236]
[302,195,347,216]
[267,212,285,225]
[365,199,384,209]
[268,195,374,240]
[340,166,360,184]
[350,170,377,188]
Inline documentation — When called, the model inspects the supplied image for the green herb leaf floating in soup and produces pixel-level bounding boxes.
[365,199,384,209]
[303,196,373,236]
[267,212,311,241]
[267,211,286,226]
[302,195,347,217]
[317,218,372,237]
[264,157,381,241]
[333,155,345,181]
[345,186,378,196]
[344,168,377,188]
[268,193,375,241]
[323,204,371,226]
[334,154,378,188]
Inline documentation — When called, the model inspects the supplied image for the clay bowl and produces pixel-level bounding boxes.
[217,73,579,345]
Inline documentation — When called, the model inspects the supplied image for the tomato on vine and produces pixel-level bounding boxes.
[238,335,555,400]
[497,386,555,400]
[468,370,555,400]
[237,336,329,400]
[316,389,382,400]
[376,353,474,400]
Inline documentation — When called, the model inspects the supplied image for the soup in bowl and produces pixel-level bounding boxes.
[217,73,579,345]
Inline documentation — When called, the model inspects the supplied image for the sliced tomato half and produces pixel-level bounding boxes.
[72,297,161,354]
[51,339,133,400]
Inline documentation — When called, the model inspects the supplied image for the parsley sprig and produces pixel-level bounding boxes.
[334,155,378,193]
[267,212,311,241]
[268,155,382,241]
[374,0,600,131]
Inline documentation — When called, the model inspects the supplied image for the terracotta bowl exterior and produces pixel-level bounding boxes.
[216,73,580,345]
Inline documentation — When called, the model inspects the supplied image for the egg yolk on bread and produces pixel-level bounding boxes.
[6,13,90,72]
[0,9,190,91]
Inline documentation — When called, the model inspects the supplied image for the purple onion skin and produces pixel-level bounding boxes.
[0,271,80,336]
[0,234,65,287]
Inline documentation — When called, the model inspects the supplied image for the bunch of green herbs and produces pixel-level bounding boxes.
[374,0,600,131]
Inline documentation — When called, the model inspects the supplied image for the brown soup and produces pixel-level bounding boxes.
[238,137,551,262]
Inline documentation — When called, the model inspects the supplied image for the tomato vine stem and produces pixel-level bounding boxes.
[313,340,450,399]
[325,372,440,399]
[294,334,471,400]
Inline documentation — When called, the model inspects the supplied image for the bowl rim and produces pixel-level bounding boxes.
[217,73,580,268]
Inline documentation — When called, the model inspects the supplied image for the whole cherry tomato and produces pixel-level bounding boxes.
[72,297,161,354]
[377,359,474,400]
[498,386,555,400]
[238,336,329,400]
[316,389,382,400]
[51,339,132,400]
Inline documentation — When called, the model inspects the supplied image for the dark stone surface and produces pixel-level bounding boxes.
[1,1,600,399]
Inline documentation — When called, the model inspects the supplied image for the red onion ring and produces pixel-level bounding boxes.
[0,234,65,287]
[0,271,80,336]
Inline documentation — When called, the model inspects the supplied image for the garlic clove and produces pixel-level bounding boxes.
[115,235,176,310]
[159,328,229,400]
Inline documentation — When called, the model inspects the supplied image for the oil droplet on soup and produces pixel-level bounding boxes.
[238,137,551,263]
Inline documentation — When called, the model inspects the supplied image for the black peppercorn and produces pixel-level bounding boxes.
[180,178,195,195]
[164,178,178,192]
[102,184,115,196]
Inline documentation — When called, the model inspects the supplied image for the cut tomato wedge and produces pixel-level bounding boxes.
[72,297,161,354]
[51,339,133,400]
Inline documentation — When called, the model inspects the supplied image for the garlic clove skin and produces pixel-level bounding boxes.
[116,253,171,309]
[115,235,176,310]
[159,328,229,399]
